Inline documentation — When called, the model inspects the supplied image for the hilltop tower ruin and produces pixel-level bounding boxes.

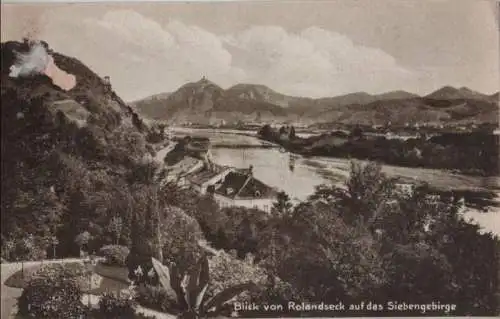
[103,75,112,93]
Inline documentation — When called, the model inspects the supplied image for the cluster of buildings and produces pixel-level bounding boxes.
[162,136,278,213]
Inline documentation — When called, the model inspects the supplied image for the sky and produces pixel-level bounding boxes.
[1,0,499,102]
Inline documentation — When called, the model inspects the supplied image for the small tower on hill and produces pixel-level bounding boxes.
[103,76,112,94]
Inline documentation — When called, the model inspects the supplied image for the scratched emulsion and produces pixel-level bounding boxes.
[44,54,76,91]
[9,39,76,90]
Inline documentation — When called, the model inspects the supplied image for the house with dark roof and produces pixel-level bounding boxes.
[211,167,278,213]
[186,164,234,194]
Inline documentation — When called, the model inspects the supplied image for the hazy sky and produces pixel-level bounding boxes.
[2,0,499,101]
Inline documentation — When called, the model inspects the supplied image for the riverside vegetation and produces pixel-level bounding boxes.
[1,40,499,317]
[257,124,499,177]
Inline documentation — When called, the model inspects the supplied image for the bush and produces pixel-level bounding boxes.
[36,262,91,279]
[207,251,267,303]
[17,276,87,319]
[6,262,97,291]
[98,292,137,319]
[134,284,180,314]
[160,206,204,272]
[35,262,98,291]
[99,245,130,266]
[126,251,155,284]
[5,235,48,261]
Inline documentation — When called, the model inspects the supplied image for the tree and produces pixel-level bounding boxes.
[127,212,153,284]
[272,191,293,217]
[74,231,91,254]
[309,161,396,228]
[257,124,274,140]
[160,206,204,272]
[278,126,286,135]
[349,126,364,140]
[258,201,386,304]
[288,126,296,139]
[108,216,123,245]
[381,242,455,308]
[128,157,159,185]
[13,234,46,261]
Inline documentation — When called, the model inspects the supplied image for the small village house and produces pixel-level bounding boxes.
[211,166,278,213]
[186,165,235,194]
[162,136,278,213]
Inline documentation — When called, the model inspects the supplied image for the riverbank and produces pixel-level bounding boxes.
[163,127,499,234]
[257,126,499,177]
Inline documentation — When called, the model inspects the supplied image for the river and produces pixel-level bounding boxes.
[169,128,500,235]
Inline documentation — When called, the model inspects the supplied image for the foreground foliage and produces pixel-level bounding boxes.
[17,275,87,319]
[164,162,499,316]
[151,254,257,319]
[99,245,130,267]
[97,292,137,319]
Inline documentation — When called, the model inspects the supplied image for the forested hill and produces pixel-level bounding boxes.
[134,78,498,126]
[1,40,162,259]
[1,40,148,131]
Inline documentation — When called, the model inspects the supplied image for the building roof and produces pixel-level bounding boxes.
[185,136,211,153]
[214,171,248,198]
[166,156,202,177]
[187,165,226,185]
[214,171,276,200]
[237,177,277,199]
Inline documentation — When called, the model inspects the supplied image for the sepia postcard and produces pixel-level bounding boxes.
[1,0,499,318]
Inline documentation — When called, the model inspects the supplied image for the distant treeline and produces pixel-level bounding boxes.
[258,125,499,176]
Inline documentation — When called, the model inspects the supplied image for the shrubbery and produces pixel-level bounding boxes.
[6,262,97,291]
[97,292,137,319]
[135,284,180,314]
[17,275,87,319]
[127,203,205,284]
[142,254,257,319]
[162,160,499,316]
[160,206,204,271]
[207,251,267,302]
[162,186,269,258]
[99,245,130,267]
[36,262,91,279]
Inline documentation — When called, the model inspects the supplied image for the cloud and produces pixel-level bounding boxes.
[38,9,415,101]
[225,25,414,97]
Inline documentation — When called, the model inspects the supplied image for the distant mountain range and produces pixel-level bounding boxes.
[133,78,499,126]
